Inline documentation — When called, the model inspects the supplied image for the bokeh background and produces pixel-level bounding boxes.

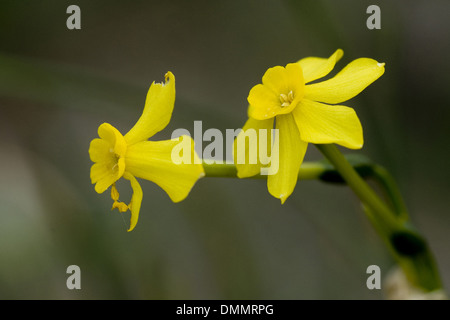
[0,0,449,299]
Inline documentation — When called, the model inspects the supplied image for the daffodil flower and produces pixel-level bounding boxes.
[235,49,385,203]
[89,72,204,231]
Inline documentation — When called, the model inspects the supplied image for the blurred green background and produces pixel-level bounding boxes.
[0,0,449,299]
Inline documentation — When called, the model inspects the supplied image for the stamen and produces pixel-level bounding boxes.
[111,154,121,173]
[279,90,294,108]
[288,90,294,101]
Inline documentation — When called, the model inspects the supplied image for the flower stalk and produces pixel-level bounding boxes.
[202,148,444,294]
[315,144,400,234]
[315,143,442,293]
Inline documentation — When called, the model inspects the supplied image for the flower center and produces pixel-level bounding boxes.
[110,148,121,173]
[279,90,294,107]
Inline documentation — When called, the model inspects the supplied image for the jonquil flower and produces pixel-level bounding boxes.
[89,72,204,231]
[235,49,385,203]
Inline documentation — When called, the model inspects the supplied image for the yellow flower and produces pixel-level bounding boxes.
[235,49,385,203]
[89,72,204,231]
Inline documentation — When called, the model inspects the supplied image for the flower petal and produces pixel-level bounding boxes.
[89,123,127,193]
[233,117,274,178]
[124,72,176,145]
[89,138,110,163]
[123,172,143,232]
[267,114,307,204]
[304,58,385,104]
[297,49,343,83]
[292,99,363,149]
[247,84,281,120]
[91,159,124,194]
[125,136,204,203]
[262,64,304,95]
[97,122,127,156]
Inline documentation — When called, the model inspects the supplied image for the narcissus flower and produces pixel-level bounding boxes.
[89,72,204,231]
[235,49,385,203]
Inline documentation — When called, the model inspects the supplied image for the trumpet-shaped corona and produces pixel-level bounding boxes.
[89,72,204,231]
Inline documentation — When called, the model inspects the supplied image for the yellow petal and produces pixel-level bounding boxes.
[304,58,385,104]
[91,162,115,193]
[248,63,304,120]
[122,172,143,232]
[262,64,304,96]
[88,138,110,163]
[97,123,127,156]
[247,84,280,120]
[124,72,176,145]
[267,114,307,204]
[90,159,124,194]
[292,99,363,149]
[89,123,127,193]
[125,136,204,203]
[233,117,274,178]
[297,49,344,83]
[111,184,120,201]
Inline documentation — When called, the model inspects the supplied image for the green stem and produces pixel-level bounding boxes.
[315,144,442,292]
[203,159,374,181]
[315,144,400,233]
[201,151,443,293]
[202,161,326,180]
[202,161,238,178]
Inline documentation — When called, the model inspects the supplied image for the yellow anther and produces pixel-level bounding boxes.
[279,90,294,107]
[288,90,294,101]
